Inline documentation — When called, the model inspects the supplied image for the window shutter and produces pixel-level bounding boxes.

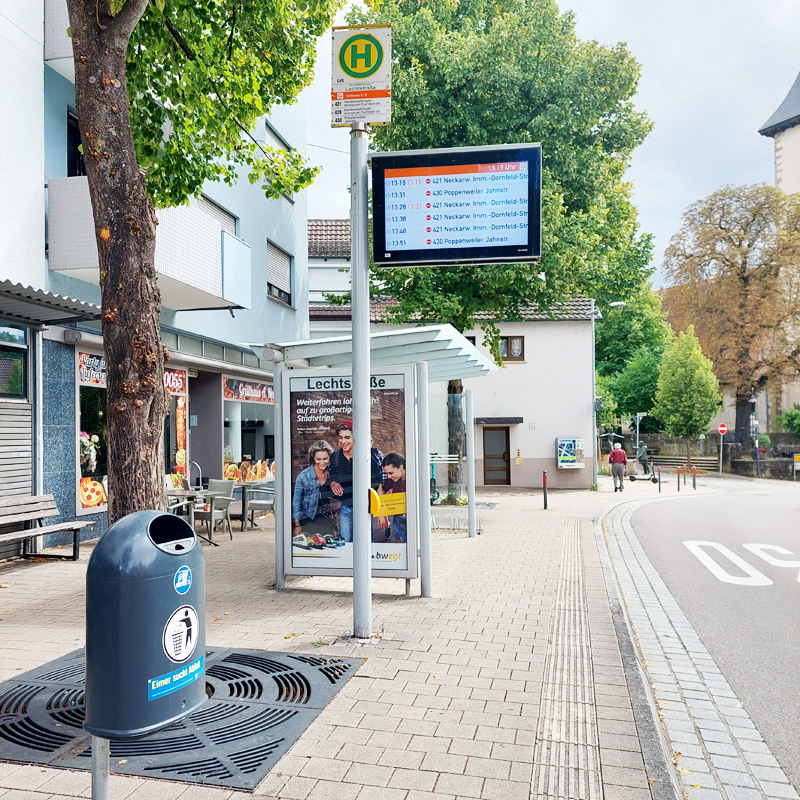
[198,196,236,237]
[267,242,292,294]
[264,125,288,153]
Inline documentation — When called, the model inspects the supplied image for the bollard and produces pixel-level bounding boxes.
[677,467,681,491]
[658,468,661,493]
[683,466,687,486]
[692,467,697,490]
[542,470,548,510]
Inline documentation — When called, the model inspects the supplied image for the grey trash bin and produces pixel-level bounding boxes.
[84,510,206,739]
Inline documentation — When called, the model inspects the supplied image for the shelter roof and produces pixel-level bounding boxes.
[0,280,101,327]
[252,324,498,383]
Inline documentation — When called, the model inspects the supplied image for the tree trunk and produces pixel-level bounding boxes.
[734,391,751,447]
[447,379,465,500]
[68,1,167,523]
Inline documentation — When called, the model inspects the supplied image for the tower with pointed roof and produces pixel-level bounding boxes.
[759,69,800,194]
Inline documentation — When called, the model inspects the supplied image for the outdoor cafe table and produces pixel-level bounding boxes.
[235,479,274,532]
[166,488,226,546]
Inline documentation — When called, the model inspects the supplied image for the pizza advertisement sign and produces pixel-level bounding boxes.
[78,352,187,396]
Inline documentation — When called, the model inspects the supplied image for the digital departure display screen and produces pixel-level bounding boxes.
[371,144,541,267]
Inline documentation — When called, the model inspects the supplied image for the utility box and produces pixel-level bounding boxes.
[84,510,206,739]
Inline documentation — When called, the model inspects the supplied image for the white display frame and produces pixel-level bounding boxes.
[281,366,418,579]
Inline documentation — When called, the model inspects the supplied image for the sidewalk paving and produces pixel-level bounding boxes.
[0,474,710,800]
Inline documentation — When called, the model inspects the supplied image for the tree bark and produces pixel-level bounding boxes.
[447,379,464,499]
[734,391,752,448]
[67,1,167,523]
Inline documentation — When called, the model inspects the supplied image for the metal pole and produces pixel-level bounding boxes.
[465,389,477,538]
[591,299,598,488]
[351,121,372,639]
[692,467,696,490]
[719,432,723,475]
[416,361,433,598]
[658,468,661,493]
[755,428,761,478]
[91,735,109,800]
[542,470,548,509]
[677,467,681,492]
[274,362,287,590]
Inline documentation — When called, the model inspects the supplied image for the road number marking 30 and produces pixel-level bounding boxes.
[683,541,800,586]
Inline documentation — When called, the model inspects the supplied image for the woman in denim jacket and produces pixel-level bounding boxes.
[292,440,337,539]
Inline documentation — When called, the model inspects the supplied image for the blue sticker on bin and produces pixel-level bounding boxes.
[174,566,192,594]
[147,655,203,701]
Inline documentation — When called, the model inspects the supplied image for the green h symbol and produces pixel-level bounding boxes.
[350,42,372,70]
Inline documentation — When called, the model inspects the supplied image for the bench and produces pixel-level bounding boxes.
[0,494,90,561]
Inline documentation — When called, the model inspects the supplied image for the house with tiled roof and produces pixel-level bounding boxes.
[307,220,598,489]
[308,219,351,303]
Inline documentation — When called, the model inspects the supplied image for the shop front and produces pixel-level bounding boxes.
[222,376,275,480]
[75,351,188,513]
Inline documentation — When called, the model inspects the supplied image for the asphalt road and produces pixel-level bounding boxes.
[631,488,800,790]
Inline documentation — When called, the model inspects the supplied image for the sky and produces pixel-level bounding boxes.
[302,0,800,281]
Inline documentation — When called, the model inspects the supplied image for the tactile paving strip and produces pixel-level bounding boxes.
[0,647,361,791]
[531,517,603,800]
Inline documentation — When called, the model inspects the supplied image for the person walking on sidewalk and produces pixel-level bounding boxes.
[609,442,628,492]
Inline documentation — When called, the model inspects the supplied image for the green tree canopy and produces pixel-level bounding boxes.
[595,284,673,377]
[653,326,721,445]
[777,404,800,436]
[662,184,800,444]
[595,372,618,430]
[609,347,663,432]
[350,0,654,332]
[129,0,341,207]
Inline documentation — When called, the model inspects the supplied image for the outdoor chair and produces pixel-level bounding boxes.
[194,479,235,541]
[245,483,275,529]
[166,474,195,529]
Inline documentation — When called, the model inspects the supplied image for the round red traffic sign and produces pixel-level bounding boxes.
[718,423,727,435]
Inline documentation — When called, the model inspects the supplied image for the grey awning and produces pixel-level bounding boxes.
[0,280,101,327]
[474,417,523,425]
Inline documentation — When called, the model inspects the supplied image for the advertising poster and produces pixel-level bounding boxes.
[285,369,416,577]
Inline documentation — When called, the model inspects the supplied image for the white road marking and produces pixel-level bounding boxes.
[743,543,800,582]
[683,540,773,585]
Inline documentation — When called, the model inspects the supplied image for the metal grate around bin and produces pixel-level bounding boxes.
[0,647,362,791]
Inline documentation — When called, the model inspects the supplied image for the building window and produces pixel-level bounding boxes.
[267,242,293,306]
[0,325,27,398]
[499,336,524,362]
[465,336,476,346]
[67,111,86,177]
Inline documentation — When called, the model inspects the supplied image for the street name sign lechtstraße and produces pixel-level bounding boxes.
[331,25,391,127]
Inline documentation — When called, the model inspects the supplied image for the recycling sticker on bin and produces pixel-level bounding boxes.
[173,565,192,595]
[162,605,199,663]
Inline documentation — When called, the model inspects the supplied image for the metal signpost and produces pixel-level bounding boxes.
[718,422,727,475]
[332,25,391,639]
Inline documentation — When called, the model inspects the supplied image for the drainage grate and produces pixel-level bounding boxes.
[0,647,361,791]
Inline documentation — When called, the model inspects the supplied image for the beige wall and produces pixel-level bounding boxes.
[774,126,800,195]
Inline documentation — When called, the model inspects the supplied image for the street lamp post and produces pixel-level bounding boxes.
[749,388,760,478]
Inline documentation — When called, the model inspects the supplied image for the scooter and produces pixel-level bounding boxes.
[430,461,440,504]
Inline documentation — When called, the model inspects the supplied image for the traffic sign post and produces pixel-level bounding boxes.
[718,423,727,475]
[331,26,392,127]
[332,25,392,640]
